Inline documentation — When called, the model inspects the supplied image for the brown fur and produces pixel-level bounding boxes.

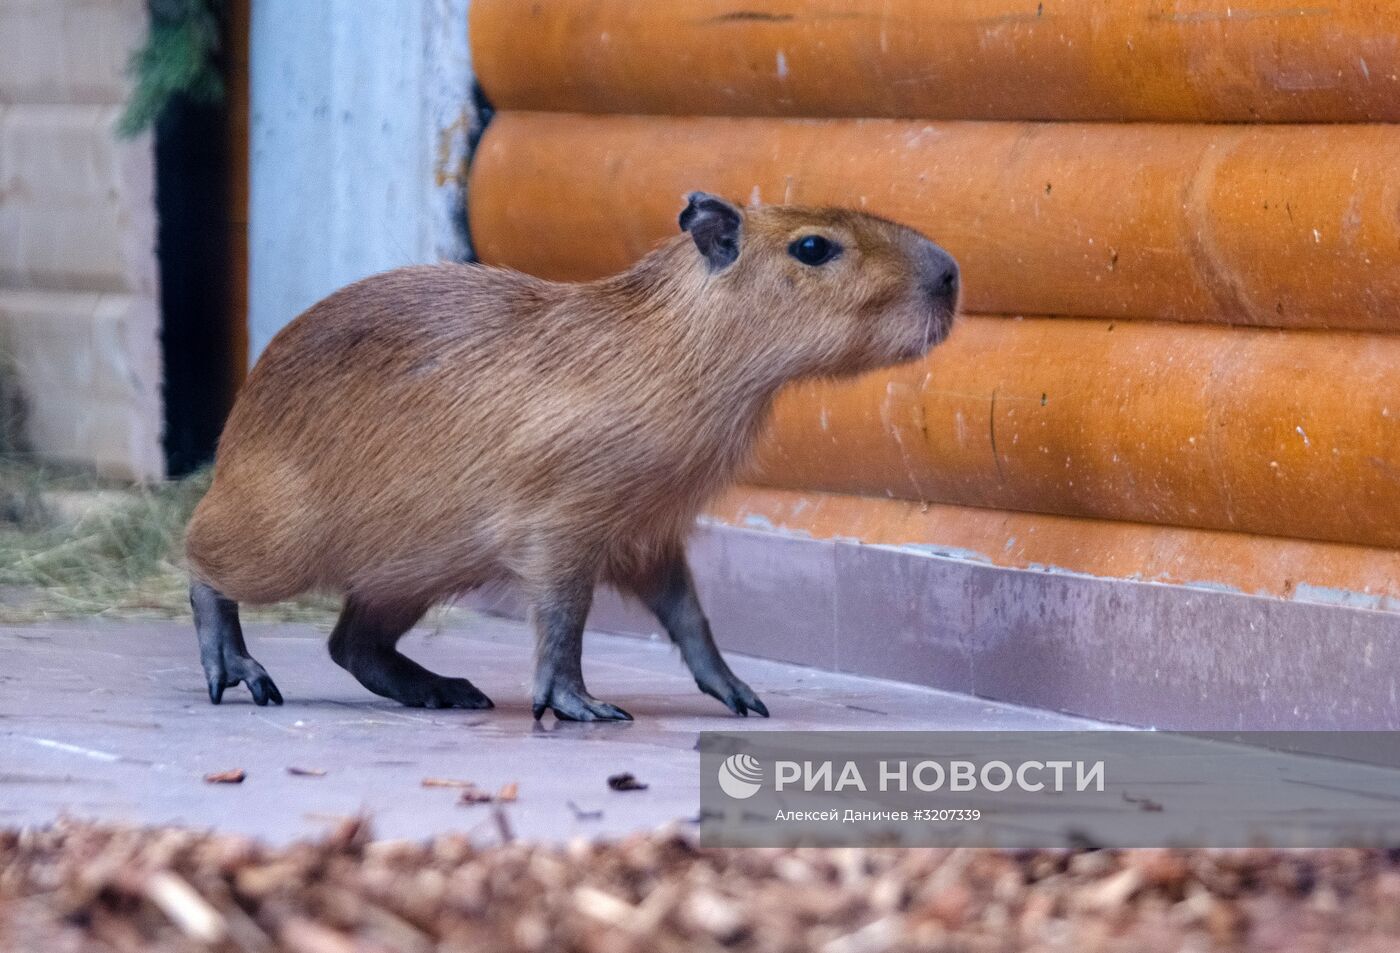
[186,196,957,715]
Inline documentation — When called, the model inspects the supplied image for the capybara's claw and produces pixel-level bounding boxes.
[203,655,282,706]
[534,686,633,722]
[248,673,284,706]
[698,675,769,718]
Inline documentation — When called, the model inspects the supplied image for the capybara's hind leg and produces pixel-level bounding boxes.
[629,552,768,717]
[327,599,493,709]
[190,579,283,706]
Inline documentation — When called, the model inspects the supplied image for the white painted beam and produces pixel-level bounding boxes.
[248,0,472,362]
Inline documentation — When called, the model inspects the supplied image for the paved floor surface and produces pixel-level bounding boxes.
[0,616,1101,843]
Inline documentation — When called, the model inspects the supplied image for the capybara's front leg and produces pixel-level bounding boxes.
[530,574,631,722]
[629,553,768,718]
[190,579,282,706]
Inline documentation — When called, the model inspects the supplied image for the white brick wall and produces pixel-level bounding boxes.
[0,0,162,479]
[0,104,159,294]
[0,290,162,475]
[0,0,145,105]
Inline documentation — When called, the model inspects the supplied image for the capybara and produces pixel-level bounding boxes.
[186,192,959,720]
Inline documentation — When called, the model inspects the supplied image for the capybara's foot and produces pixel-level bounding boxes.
[532,682,632,722]
[409,674,494,710]
[696,671,769,718]
[191,580,283,706]
[208,654,283,707]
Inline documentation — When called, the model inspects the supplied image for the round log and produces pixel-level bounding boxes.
[469,112,1400,330]
[748,315,1400,548]
[472,0,1400,122]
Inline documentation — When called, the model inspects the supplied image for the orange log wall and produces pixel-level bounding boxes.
[468,1,1400,605]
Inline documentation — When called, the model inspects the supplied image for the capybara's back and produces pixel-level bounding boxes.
[187,192,959,720]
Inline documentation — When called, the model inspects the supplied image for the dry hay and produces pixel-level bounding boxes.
[0,457,337,623]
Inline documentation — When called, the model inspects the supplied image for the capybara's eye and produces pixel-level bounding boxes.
[788,234,842,266]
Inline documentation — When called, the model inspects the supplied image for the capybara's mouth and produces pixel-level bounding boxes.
[913,307,956,355]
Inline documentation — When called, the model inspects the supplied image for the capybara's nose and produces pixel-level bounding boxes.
[919,241,960,305]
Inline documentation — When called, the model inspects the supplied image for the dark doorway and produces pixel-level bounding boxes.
[153,95,236,477]
[152,0,248,478]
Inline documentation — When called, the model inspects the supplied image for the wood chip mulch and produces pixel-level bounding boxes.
[3,820,1400,952]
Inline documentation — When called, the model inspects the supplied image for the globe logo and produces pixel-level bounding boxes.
[717,753,764,799]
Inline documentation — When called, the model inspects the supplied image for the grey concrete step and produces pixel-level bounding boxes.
[584,524,1400,731]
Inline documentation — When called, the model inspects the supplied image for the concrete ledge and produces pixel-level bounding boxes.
[708,486,1400,612]
[583,523,1400,731]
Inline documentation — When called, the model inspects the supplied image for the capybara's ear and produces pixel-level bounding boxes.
[679,192,743,271]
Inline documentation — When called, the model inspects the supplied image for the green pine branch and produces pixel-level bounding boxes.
[117,0,225,138]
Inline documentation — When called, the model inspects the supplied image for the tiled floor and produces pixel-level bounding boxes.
[0,616,1102,843]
